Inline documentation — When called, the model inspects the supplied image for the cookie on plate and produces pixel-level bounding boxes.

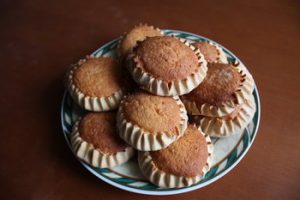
[126,36,208,96]
[138,124,213,188]
[71,112,135,168]
[66,56,127,111]
[118,24,163,58]
[193,95,256,137]
[117,92,188,151]
[192,41,228,63]
[181,62,254,117]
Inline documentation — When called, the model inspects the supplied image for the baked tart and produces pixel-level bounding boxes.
[138,124,213,188]
[126,36,208,96]
[71,112,135,168]
[117,92,188,151]
[66,56,127,111]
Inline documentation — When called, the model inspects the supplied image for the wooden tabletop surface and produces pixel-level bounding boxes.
[1,0,300,199]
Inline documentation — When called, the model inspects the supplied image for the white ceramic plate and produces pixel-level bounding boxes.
[61,30,261,195]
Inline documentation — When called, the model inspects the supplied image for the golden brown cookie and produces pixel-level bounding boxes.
[117,92,188,151]
[71,112,135,168]
[181,62,254,117]
[138,124,213,188]
[193,41,228,63]
[126,36,208,96]
[66,56,127,111]
[118,24,163,58]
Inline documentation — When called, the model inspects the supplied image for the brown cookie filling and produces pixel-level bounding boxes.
[121,92,181,135]
[150,125,208,177]
[79,112,128,154]
[132,36,199,82]
[184,63,242,107]
[73,57,124,97]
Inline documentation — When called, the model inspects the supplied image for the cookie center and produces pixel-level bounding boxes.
[150,125,208,177]
[123,93,181,134]
[185,63,241,106]
[79,112,127,154]
[73,57,123,97]
[135,36,199,82]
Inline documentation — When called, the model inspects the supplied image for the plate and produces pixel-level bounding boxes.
[60,30,261,195]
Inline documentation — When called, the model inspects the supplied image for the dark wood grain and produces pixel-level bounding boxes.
[1,0,300,199]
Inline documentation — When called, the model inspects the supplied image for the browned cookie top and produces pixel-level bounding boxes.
[184,63,242,107]
[79,112,128,154]
[121,92,182,135]
[133,36,199,82]
[73,57,124,97]
[150,124,209,177]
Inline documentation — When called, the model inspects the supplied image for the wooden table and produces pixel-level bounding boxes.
[1,0,299,199]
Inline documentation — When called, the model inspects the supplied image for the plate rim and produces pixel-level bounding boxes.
[60,29,261,195]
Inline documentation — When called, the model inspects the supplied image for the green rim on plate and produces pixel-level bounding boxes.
[60,30,261,195]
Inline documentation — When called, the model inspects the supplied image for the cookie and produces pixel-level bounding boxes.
[117,92,188,151]
[138,124,213,188]
[71,112,135,168]
[126,36,208,96]
[66,56,127,111]
[181,62,254,117]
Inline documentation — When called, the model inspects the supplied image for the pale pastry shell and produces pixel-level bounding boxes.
[215,43,229,64]
[138,126,213,188]
[127,37,208,96]
[117,96,188,151]
[71,120,135,168]
[181,97,236,117]
[66,58,126,111]
[234,61,255,103]
[194,95,256,137]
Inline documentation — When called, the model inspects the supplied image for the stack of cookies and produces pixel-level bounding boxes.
[65,24,256,188]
